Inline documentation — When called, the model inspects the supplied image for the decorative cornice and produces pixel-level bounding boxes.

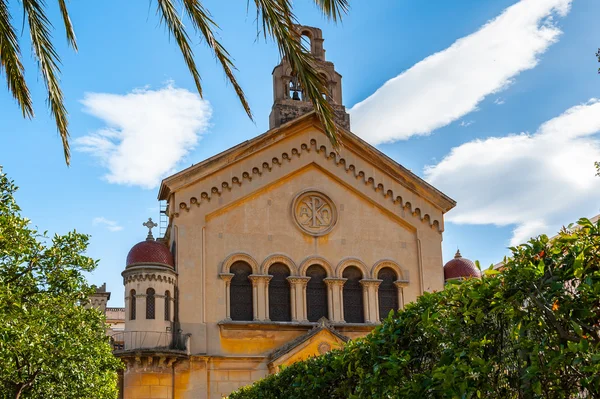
[173,139,444,232]
[218,273,234,282]
[123,272,176,285]
[248,274,273,284]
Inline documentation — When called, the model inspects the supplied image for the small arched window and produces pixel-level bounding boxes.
[300,32,312,53]
[269,263,291,322]
[164,290,171,321]
[306,265,328,322]
[230,261,253,321]
[130,289,136,320]
[146,288,155,320]
[378,267,399,320]
[343,266,364,323]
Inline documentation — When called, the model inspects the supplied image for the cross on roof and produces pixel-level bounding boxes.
[143,218,158,240]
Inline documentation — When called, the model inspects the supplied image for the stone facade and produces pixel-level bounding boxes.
[111,24,456,399]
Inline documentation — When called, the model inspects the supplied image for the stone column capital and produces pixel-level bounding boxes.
[359,279,383,288]
[287,276,311,286]
[218,273,234,283]
[323,277,347,287]
[394,279,410,289]
[248,274,272,286]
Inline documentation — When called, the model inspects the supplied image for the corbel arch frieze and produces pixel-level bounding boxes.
[371,259,406,281]
[173,138,443,232]
[298,255,334,277]
[123,273,176,285]
[260,253,298,275]
[221,252,260,275]
[335,257,369,279]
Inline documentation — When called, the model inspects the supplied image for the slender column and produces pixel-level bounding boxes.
[324,278,346,322]
[218,273,234,320]
[394,280,410,310]
[287,277,310,322]
[360,279,382,323]
[248,275,271,321]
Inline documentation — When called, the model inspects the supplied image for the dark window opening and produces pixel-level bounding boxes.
[378,267,399,321]
[130,289,136,320]
[230,262,253,321]
[268,263,291,322]
[146,288,155,319]
[306,265,328,322]
[343,266,364,323]
[164,290,171,321]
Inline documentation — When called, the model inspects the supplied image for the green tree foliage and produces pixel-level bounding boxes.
[0,0,348,165]
[0,169,122,399]
[231,218,600,398]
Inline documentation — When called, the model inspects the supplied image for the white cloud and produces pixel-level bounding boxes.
[459,120,474,127]
[350,0,571,144]
[92,217,123,232]
[425,99,600,246]
[494,98,506,105]
[75,84,212,189]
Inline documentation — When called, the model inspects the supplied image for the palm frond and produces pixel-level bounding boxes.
[155,0,203,97]
[0,0,34,118]
[182,0,252,120]
[312,0,349,22]
[22,0,70,164]
[254,0,340,148]
[57,0,77,51]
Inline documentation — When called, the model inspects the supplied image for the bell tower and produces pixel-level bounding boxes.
[269,25,351,130]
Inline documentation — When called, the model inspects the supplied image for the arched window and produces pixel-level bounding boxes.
[268,263,291,322]
[130,289,136,320]
[343,266,364,323]
[306,265,328,322]
[164,290,171,321]
[146,288,155,319]
[378,267,399,320]
[230,261,253,321]
[300,32,311,53]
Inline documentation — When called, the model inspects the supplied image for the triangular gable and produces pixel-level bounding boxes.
[268,318,348,373]
[158,112,455,214]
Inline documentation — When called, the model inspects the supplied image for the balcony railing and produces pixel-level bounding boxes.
[110,331,189,353]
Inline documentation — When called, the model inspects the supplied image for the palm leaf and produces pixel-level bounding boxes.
[155,0,203,97]
[0,0,34,119]
[181,0,252,120]
[22,0,70,164]
[254,0,340,148]
[57,0,77,51]
[313,0,349,22]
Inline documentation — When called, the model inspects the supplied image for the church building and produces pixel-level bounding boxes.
[111,25,456,398]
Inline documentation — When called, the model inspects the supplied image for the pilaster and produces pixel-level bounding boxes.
[218,273,234,321]
[394,279,410,310]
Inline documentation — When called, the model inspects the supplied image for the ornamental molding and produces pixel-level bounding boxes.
[286,276,311,286]
[291,189,337,237]
[123,272,176,285]
[173,139,443,232]
[248,274,273,284]
[323,277,347,287]
[359,279,383,288]
[335,257,369,279]
[371,259,405,280]
[220,252,260,275]
[394,280,410,289]
[260,253,298,275]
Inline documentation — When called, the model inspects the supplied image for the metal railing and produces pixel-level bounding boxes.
[110,331,188,352]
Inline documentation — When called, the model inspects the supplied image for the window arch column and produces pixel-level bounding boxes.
[359,279,382,323]
[324,278,346,323]
[219,273,235,320]
[394,279,410,310]
[248,275,272,321]
[286,277,310,322]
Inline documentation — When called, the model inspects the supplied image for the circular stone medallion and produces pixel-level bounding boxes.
[292,190,337,236]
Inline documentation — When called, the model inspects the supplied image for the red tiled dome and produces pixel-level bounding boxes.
[126,239,174,268]
[444,250,481,280]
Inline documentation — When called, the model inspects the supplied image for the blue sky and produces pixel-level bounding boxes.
[1,0,599,306]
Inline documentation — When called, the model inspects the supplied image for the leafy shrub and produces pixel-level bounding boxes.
[230,218,600,398]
